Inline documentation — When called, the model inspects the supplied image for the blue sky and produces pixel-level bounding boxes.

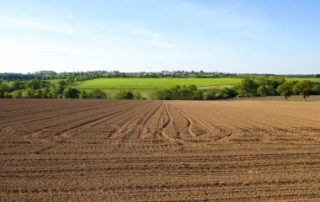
[0,0,319,74]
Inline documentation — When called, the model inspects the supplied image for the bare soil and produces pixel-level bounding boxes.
[1,99,320,201]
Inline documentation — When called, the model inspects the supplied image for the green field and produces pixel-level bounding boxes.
[74,78,241,99]
[75,78,240,90]
[74,77,320,99]
[287,77,320,82]
[3,77,320,99]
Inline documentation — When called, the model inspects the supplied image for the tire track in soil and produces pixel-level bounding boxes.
[111,102,184,152]
[174,107,199,138]
[173,103,233,142]
[112,102,175,152]
[32,102,144,154]
[133,102,163,140]
[0,101,98,126]
[83,101,154,133]
[158,103,181,143]
[109,101,162,140]
[28,101,134,136]
[2,101,126,133]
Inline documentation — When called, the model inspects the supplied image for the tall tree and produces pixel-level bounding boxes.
[277,81,294,100]
[294,80,314,100]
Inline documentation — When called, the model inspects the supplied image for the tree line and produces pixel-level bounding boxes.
[236,77,320,100]
[0,79,145,100]
[156,77,320,100]
[1,70,320,81]
[0,77,319,100]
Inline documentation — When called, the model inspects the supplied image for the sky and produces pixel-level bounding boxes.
[0,0,319,74]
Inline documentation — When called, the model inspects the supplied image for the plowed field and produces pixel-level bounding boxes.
[1,99,320,201]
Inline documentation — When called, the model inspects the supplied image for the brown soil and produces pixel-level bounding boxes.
[1,99,320,201]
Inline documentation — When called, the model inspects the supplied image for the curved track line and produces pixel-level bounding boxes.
[174,108,197,138]
[158,103,182,143]
[32,102,143,154]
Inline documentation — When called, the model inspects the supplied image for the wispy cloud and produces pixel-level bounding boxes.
[180,0,247,16]
[97,20,177,49]
[175,0,273,40]
[131,27,176,48]
[0,38,86,55]
[0,16,75,34]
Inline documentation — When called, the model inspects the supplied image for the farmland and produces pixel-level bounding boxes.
[74,78,240,98]
[2,77,320,100]
[75,77,320,90]
[75,78,241,90]
[73,77,320,98]
[1,99,320,201]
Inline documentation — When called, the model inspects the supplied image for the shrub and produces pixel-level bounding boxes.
[11,81,26,91]
[204,88,237,100]
[115,90,134,99]
[134,91,144,100]
[88,89,107,99]
[48,86,59,98]
[11,90,23,98]
[157,85,203,100]
[79,90,89,99]
[0,83,10,98]
[4,92,12,98]
[26,79,50,90]
[64,87,80,99]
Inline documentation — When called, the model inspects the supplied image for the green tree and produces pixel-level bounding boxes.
[64,87,80,99]
[79,90,89,99]
[190,89,204,100]
[236,78,258,97]
[294,80,314,100]
[269,76,286,90]
[34,89,44,98]
[11,81,26,91]
[134,91,144,100]
[0,83,10,98]
[4,92,12,98]
[88,89,107,99]
[21,89,29,98]
[157,89,172,100]
[26,79,50,90]
[257,85,269,96]
[22,89,34,98]
[11,90,23,98]
[42,88,49,98]
[204,88,237,100]
[47,86,59,98]
[66,77,76,85]
[157,85,204,100]
[277,81,294,100]
[55,80,67,97]
[256,83,275,96]
[312,83,320,95]
[115,90,134,99]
